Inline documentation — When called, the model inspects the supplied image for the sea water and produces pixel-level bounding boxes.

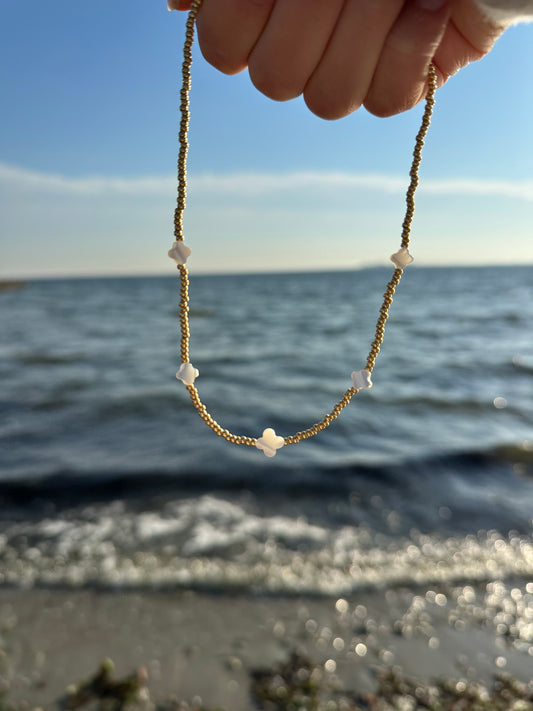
[0,266,532,594]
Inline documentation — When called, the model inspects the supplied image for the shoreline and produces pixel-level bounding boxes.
[1,580,532,709]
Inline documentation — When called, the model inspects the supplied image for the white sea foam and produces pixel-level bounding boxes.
[1,495,532,595]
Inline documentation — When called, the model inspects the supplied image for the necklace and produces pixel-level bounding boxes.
[168,0,437,458]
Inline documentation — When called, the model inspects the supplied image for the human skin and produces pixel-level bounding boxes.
[167,0,509,119]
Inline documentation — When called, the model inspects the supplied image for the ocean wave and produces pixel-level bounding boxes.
[168,307,215,319]
[14,350,85,366]
[92,387,189,419]
[491,442,533,469]
[0,442,530,502]
[0,503,531,596]
[512,356,533,374]
[368,392,494,412]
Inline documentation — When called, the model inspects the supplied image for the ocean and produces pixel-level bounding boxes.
[1,266,532,597]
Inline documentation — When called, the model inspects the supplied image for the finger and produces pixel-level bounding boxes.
[248,0,345,103]
[432,20,484,82]
[451,0,506,54]
[364,0,452,117]
[167,0,192,10]
[433,2,504,82]
[303,0,405,120]
[194,0,275,75]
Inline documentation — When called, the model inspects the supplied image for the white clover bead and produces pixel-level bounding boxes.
[256,428,284,458]
[168,241,192,265]
[176,362,199,386]
[351,369,373,390]
[390,247,413,269]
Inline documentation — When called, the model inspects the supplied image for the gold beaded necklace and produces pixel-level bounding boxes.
[168,0,437,458]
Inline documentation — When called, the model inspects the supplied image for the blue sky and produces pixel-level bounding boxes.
[1,0,532,278]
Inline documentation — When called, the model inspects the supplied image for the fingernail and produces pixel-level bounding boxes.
[417,0,448,11]
[167,0,174,11]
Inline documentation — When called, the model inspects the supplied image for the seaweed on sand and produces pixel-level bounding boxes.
[60,658,147,711]
[3,653,533,711]
[250,654,533,711]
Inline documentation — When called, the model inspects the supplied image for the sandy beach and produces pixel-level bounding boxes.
[1,580,532,709]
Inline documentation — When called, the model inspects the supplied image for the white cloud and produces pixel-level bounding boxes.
[189,172,407,195]
[1,162,532,201]
[0,163,175,196]
[422,178,533,201]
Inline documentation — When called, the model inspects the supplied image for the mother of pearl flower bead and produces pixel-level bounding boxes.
[176,362,199,386]
[256,428,285,458]
[351,369,373,390]
[390,247,413,269]
[168,241,192,265]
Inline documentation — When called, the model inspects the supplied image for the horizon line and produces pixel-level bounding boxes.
[3,261,532,283]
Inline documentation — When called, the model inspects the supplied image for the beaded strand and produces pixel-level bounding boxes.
[168,0,437,457]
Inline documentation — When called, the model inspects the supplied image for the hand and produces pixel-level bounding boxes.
[168,0,506,119]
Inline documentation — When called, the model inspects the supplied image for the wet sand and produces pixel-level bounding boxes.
[1,581,532,709]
